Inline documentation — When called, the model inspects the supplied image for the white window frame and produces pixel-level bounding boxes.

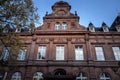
[55,23,60,30]
[116,25,120,32]
[0,47,10,61]
[89,26,95,32]
[100,73,111,80]
[17,47,27,60]
[33,72,43,80]
[112,47,120,60]
[37,46,46,60]
[56,46,64,60]
[95,47,105,61]
[11,72,21,80]
[15,28,21,33]
[76,72,87,80]
[103,26,109,32]
[75,46,84,60]
[62,23,67,30]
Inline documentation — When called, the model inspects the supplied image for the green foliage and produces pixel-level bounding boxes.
[0,0,39,66]
[0,0,39,28]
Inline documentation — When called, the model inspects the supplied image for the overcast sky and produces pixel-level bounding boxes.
[33,0,120,27]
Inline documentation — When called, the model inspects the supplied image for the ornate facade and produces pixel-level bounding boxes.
[0,1,120,80]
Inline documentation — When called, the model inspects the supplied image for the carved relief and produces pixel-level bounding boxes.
[71,38,85,43]
[54,38,67,43]
[57,10,66,15]
[37,38,49,43]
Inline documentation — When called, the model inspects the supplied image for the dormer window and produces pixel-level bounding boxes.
[62,22,67,30]
[15,28,21,33]
[103,26,109,32]
[102,22,109,32]
[88,23,95,32]
[89,26,95,32]
[3,28,9,33]
[116,25,120,32]
[55,22,60,30]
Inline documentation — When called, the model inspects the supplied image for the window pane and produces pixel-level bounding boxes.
[33,72,43,80]
[55,23,60,30]
[95,47,105,60]
[75,46,84,60]
[100,73,111,80]
[17,47,27,60]
[37,46,46,60]
[0,47,10,61]
[62,23,67,30]
[76,72,87,80]
[112,47,120,60]
[56,46,64,60]
[11,72,21,80]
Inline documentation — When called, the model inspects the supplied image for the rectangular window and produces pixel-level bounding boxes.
[17,47,27,60]
[95,47,105,61]
[37,46,46,60]
[56,46,64,60]
[0,47,10,61]
[112,47,120,60]
[75,46,84,60]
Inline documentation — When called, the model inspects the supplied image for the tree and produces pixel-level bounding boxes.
[0,0,39,64]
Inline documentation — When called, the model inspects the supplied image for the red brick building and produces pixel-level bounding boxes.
[0,1,120,80]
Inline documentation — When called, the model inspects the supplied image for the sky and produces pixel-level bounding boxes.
[33,0,120,27]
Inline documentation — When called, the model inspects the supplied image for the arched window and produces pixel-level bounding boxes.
[55,22,60,30]
[62,22,67,30]
[76,72,87,80]
[54,69,66,76]
[100,72,111,80]
[11,72,21,80]
[33,72,43,80]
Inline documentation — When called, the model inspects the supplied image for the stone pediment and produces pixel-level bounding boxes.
[36,1,87,31]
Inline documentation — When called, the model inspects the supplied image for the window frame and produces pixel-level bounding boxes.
[103,26,109,32]
[62,22,67,30]
[56,46,64,60]
[17,47,27,60]
[100,72,111,80]
[11,72,21,80]
[95,46,105,61]
[76,72,87,80]
[33,72,43,80]
[75,45,84,60]
[0,47,10,61]
[112,46,120,60]
[55,22,60,30]
[116,25,120,32]
[37,45,46,60]
[89,26,95,32]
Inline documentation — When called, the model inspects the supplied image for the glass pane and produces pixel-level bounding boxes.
[112,47,120,60]
[95,47,105,60]
[75,46,84,60]
[56,46,64,60]
[37,46,46,60]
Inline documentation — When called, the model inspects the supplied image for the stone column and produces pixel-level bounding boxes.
[85,33,96,80]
